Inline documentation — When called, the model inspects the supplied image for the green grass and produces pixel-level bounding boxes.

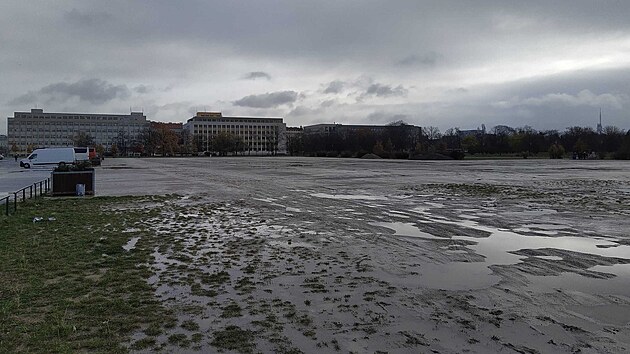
[211,325,254,353]
[0,196,176,353]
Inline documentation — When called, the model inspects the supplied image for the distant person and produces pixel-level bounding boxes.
[14,154,18,162]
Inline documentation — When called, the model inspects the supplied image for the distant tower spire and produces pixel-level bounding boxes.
[597,108,603,134]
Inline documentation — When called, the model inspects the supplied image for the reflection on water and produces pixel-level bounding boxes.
[376,207,630,291]
[311,193,388,201]
[529,264,630,297]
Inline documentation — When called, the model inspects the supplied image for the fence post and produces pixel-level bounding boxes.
[13,193,17,213]
[30,185,33,198]
[39,181,43,196]
[4,197,8,216]
[22,189,25,201]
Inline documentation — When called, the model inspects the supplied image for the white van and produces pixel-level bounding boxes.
[73,147,90,161]
[20,147,76,169]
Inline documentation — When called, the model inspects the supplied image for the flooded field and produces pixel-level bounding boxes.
[93,158,630,351]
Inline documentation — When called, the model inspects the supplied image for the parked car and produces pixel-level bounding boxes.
[0,154,4,160]
[20,147,75,168]
[88,147,101,166]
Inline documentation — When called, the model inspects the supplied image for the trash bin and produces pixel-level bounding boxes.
[76,184,85,196]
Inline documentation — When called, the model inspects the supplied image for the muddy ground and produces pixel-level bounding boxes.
[100,157,630,353]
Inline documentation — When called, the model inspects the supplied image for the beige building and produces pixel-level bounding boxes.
[7,108,148,153]
[184,112,286,155]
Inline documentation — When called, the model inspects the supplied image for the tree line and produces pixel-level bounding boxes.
[287,124,630,160]
[66,122,630,160]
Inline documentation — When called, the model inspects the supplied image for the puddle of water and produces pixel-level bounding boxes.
[122,227,141,233]
[534,255,563,261]
[383,212,410,219]
[310,193,388,201]
[385,210,411,218]
[408,209,630,291]
[253,197,276,203]
[513,227,558,236]
[123,237,140,251]
[528,264,630,298]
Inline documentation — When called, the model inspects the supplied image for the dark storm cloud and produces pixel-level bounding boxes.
[364,84,408,98]
[9,79,130,105]
[2,1,630,134]
[396,52,442,67]
[233,91,299,108]
[243,72,272,80]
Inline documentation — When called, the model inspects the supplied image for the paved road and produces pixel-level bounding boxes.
[0,159,51,196]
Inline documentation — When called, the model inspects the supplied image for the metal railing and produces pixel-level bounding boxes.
[1,178,51,216]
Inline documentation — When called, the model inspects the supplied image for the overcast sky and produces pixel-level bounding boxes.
[2,0,630,135]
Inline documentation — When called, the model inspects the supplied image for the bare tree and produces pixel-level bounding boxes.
[422,126,441,141]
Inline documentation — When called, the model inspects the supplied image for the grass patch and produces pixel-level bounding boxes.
[181,320,200,331]
[211,325,254,353]
[220,302,243,318]
[0,196,175,352]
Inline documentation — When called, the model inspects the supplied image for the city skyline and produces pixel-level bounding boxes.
[2,1,630,135]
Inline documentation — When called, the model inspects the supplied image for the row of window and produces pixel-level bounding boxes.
[193,118,282,123]
[10,123,145,128]
[15,115,143,121]
[9,127,141,135]
[192,124,279,129]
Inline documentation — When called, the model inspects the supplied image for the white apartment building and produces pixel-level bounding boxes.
[7,108,148,153]
[184,112,287,155]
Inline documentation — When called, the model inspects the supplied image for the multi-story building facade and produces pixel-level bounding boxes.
[7,108,148,153]
[184,112,287,155]
[0,135,9,154]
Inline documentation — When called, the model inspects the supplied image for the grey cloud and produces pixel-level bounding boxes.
[323,80,346,94]
[396,52,442,67]
[64,8,113,26]
[243,72,272,80]
[9,78,130,105]
[233,91,299,108]
[493,90,627,110]
[8,92,38,106]
[364,84,408,98]
[289,105,324,117]
[366,112,410,124]
[320,99,338,108]
[134,85,152,94]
